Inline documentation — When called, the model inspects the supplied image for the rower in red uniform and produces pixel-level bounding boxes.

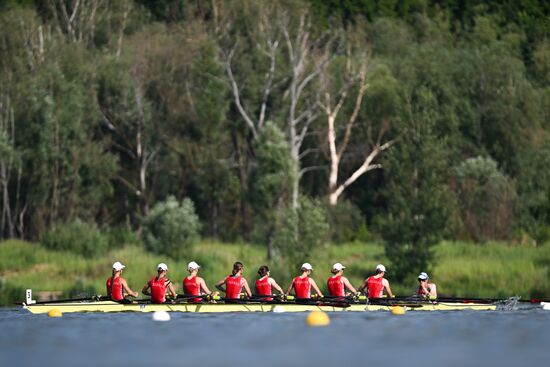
[327,262,357,298]
[286,263,323,299]
[106,261,138,301]
[358,264,393,298]
[416,272,437,299]
[215,261,252,301]
[254,265,284,301]
[142,263,177,304]
[183,261,212,303]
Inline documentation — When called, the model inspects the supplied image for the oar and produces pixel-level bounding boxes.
[24,295,108,305]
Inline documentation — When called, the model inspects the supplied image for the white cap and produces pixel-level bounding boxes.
[112,261,125,271]
[301,263,313,271]
[418,272,429,280]
[187,261,200,270]
[157,263,168,271]
[376,264,386,272]
[332,262,346,271]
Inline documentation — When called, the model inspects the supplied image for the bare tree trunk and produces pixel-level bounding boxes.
[319,51,395,205]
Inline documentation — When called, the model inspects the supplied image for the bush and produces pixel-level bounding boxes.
[452,156,515,242]
[274,197,330,269]
[323,200,365,243]
[142,196,201,260]
[105,226,140,248]
[41,219,108,257]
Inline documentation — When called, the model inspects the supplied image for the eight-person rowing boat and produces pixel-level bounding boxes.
[20,260,548,314]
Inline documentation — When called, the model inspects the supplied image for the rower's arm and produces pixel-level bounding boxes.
[269,278,284,294]
[215,278,226,293]
[383,278,394,298]
[121,279,139,297]
[242,279,252,297]
[342,276,357,294]
[357,279,367,294]
[198,277,211,294]
[285,280,294,295]
[167,281,177,298]
[142,283,151,296]
[309,278,324,297]
[429,284,437,298]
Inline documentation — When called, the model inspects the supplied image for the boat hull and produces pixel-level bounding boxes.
[22,301,497,314]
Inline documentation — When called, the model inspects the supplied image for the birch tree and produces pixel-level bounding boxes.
[318,46,396,205]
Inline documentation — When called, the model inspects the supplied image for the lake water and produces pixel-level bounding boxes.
[1,308,549,367]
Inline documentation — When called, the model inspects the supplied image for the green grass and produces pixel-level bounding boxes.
[1,239,549,305]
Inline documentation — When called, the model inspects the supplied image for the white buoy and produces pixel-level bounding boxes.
[542,302,550,311]
[272,306,285,313]
[152,310,171,321]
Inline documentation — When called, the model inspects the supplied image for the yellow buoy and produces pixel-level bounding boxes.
[306,311,330,326]
[48,309,63,318]
[390,306,406,315]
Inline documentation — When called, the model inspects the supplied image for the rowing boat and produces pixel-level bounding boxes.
[22,300,497,314]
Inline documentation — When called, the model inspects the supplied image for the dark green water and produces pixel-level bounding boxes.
[1,308,549,367]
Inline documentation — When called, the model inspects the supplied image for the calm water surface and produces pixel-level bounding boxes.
[1,308,549,367]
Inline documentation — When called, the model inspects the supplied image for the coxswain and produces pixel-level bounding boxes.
[327,262,357,298]
[106,261,138,301]
[183,261,212,302]
[416,272,437,299]
[286,263,323,299]
[215,261,252,301]
[254,265,284,301]
[142,263,177,304]
[358,264,393,298]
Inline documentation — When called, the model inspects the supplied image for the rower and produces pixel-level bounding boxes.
[416,272,437,299]
[358,264,393,298]
[142,263,177,304]
[286,263,323,299]
[106,261,138,301]
[183,261,212,303]
[215,261,252,301]
[254,265,284,301]
[327,262,357,298]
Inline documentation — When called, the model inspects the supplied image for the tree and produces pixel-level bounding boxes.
[249,122,296,259]
[379,87,451,282]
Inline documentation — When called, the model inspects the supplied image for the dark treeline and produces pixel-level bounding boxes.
[0,0,549,280]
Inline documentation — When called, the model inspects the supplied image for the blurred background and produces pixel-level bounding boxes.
[1,0,550,304]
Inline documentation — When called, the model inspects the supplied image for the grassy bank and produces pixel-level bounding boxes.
[1,239,549,305]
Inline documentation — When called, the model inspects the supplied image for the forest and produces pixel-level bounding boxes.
[0,0,549,283]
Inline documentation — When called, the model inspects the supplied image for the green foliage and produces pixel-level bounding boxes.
[41,220,108,258]
[378,84,452,282]
[324,200,365,243]
[273,197,330,270]
[452,156,515,242]
[142,196,201,260]
[105,226,140,249]
[249,122,296,256]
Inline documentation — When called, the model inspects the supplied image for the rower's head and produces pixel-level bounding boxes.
[301,262,313,275]
[418,272,429,283]
[375,264,386,275]
[232,261,244,276]
[187,261,200,274]
[112,261,125,275]
[157,263,168,275]
[331,262,345,275]
[258,265,270,277]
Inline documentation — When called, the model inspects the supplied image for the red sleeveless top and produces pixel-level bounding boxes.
[255,276,272,300]
[367,276,384,298]
[149,276,168,304]
[327,275,344,297]
[106,276,123,301]
[184,275,201,303]
[293,276,311,298]
[225,275,243,299]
